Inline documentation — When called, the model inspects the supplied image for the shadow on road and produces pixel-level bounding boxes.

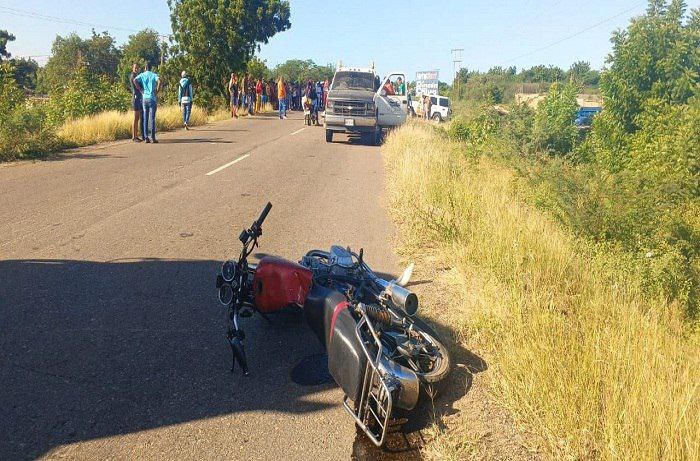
[194,128,250,133]
[42,153,118,162]
[157,138,233,144]
[0,258,333,459]
[0,258,485,459]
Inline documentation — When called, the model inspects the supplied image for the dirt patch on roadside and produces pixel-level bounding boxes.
[395,246,541,460]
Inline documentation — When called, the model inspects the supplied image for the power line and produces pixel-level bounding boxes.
[0,5,169,36]
[501,1,646,65]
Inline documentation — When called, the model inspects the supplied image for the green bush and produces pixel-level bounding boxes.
[532,82,579,154]
[46,65,129,124]
[0,63,61,161]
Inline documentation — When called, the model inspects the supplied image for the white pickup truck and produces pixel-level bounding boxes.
[409,94,452,122]
[325,66,409,145]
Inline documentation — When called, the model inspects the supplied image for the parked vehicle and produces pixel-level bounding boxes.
[215,203,452,446]
[325,65,409,145]
[409,94,452,122]
[574,106,602,128]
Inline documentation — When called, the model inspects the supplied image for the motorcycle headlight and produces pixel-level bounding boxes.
[221,260,236,282]
[219,283,234,306]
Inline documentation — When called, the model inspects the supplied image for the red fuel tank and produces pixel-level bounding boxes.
[252,256,313,313]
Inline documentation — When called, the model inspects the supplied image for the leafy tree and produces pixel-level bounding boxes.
[247,57,270,80]
[0,30,16,60]
[438,81,451,96]
[10,58,39,90]
[272,59,334,82]
[38,31,122,93]
[168,0,290,107]
[519,65,566,83]
[600,0,699,133]
[567,61,600,86]
[0,62,25,110]
[532,82,579,153]
[487,66,517,76]
[117,29,162,87]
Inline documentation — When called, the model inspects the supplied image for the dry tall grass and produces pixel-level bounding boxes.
[383,122,700,460]
[57,105,229,147]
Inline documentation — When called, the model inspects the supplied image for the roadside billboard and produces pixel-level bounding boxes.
[415,70,439,95]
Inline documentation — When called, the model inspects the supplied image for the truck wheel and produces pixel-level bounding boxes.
[431,113,442,122]
[325,130,333,143]
[372,127,382,146]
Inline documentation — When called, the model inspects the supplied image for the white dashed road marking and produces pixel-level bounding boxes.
[205,153,250,176]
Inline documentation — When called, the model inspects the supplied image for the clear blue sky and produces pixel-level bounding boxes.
[3,0,699,81]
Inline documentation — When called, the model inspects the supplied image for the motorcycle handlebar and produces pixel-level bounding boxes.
[256,202,272,227]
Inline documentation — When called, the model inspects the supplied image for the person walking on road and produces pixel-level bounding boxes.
[178,71,194,130]
[133,62,161,143]
[277,76,287,119]
[228,73,239,118]
[129,63,144,142]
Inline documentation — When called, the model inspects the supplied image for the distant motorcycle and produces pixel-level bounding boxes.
[215,203,451,446]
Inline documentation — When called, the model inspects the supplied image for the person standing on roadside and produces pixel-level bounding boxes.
[247,76,255,115]
[323,77,330,109]
[262,79,269,111]
[228,73,239,118]
[134,61,161,143]
[239,74,247,114]
[129,63,143,142]
[178,71,194,130]
[255,78,263,114]
[277,76,287,119]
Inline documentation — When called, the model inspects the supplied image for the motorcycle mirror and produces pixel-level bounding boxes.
[395,263,414,287]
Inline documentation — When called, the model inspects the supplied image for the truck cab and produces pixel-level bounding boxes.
[325,66,408,145]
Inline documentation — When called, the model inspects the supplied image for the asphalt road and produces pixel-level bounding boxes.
[0,113,406,459]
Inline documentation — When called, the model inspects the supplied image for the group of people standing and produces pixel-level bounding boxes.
[227,74,330,120]
[129,62,194,143]
[128,64,335,143]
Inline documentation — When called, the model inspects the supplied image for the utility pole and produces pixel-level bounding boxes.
[159,35,171,66]
[451,48,464,83]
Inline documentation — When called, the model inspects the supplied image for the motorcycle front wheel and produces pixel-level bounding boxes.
[407,317,452,397]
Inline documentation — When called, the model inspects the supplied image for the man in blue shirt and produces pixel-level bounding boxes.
[134,62,162,143]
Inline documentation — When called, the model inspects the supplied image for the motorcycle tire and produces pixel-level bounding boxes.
[410,316,452,398]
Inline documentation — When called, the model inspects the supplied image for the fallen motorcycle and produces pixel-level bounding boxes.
[215,202,451,446]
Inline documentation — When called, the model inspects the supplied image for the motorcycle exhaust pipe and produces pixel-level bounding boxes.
[374,278,419,316]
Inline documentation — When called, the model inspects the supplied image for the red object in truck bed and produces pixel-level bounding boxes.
[252,256,313,313]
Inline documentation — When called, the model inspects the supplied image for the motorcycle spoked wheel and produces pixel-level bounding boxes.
[399,317,452,398]
[381,317,452,434]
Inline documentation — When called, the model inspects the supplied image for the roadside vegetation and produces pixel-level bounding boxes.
[385,2,699,458]
[0,0,334,162]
